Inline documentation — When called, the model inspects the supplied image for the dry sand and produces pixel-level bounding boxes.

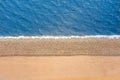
[0,56,120,80]
[0,38,120,56]
[0,38,120,80]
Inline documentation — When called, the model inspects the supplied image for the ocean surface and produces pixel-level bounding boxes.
[0,0,120,36]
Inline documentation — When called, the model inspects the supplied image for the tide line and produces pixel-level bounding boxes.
[0,35,120,39]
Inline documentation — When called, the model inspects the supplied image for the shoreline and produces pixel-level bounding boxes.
[0,35,120,39]
[0,38,120,56]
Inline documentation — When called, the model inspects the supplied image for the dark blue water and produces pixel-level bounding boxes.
[0,0,120,36]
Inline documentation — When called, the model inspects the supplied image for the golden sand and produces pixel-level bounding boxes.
[0,38,120,80]
[0,56,120,80]
[0,38,120,56]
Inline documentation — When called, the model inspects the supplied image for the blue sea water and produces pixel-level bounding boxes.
[0,0,120,36]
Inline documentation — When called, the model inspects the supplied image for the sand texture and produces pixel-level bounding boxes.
[0,38,120,80]
[0,38,120,56]
[0,56,120,80]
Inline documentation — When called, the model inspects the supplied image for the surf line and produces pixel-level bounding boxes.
[0,35,120,39]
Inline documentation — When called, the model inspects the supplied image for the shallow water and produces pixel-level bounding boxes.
[0,0,120,36]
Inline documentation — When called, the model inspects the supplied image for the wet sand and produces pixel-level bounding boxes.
[0,56,120,80]
[0,38,120,56]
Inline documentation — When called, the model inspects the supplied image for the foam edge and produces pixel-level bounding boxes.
[0,35,120,39]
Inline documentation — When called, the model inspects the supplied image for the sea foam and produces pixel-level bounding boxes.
[0,35,120,39]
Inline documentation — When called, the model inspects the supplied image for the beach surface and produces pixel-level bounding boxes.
[0,38,120,56]
[0,38,120,80]
[0,56,120,80]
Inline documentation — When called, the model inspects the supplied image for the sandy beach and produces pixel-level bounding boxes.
[0,38,120,56]
[0,56,120,80]
[0,38,120,80]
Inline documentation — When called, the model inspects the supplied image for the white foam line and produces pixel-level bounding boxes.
[0,35,120,39]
